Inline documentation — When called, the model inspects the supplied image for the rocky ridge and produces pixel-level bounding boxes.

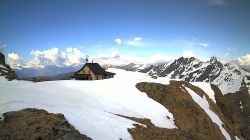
[131,81,249,140]
[0,52,17,80]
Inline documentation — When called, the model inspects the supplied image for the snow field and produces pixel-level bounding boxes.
[0,68,176,140]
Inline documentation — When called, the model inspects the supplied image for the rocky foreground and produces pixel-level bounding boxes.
[0,82,249,140]
[0,108,92,140]
[128,81,250,140]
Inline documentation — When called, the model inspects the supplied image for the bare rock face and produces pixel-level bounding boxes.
[0,52,17,80]
[0,52,5,64]
[133,81,237,140]
[0,108,92,140]
[213,85,250,140]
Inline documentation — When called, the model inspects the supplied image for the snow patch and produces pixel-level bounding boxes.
[235,136,241,140]
[239,101,243,112]
[191,82,216,103]
[0,64,8,70]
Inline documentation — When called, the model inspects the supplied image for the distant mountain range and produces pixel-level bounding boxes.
[115,57,250,95]
[12,65,82,79]
[9,56,250,95]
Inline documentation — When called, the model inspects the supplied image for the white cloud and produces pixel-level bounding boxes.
[115,38,122,45]
[183,50,194,58]
[8,53,20,61]
[134,37,142,41]
[114,37,148,47]
[200,43,208,48]
[31,48,66,66]
[29,47,85,67]
[147,53,174,64]
[7,53,24,66]
[94,51,175,65]
[236,53,250,66]
[126,37,146,47]
[64,47,85,66]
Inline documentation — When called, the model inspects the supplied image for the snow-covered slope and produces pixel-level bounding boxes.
[190,82,216,103]
[212,62,250,94]
[0,68,176,140]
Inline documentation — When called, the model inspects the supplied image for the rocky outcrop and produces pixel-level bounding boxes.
[116,114,190,140]
[0,52,17,80]
[213,85,250,139]
[0,108,92,140]
[0,52,5,64]
[133,81,243,140]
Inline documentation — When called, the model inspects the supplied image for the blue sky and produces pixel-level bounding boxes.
[0,0,250,65]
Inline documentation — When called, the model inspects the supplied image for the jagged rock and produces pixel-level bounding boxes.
[0,108,92,140]
[0,52,5,64]
[212,85,250,140]
[0,52,18,80]
[134,81,237,140]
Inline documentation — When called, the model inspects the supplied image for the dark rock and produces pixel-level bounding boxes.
[134,81,232,140]
[212,85,250,140]
[0,52,18,80]
[0,52,5,64]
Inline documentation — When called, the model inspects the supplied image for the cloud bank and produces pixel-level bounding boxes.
[7,46,249,68]
[235,53,250,66]
[7,53,23,66]
[8,47,86,67]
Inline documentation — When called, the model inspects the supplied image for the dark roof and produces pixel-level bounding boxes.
[79,63,106,75]
[75,63,116,76]
[104,71,116,76]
